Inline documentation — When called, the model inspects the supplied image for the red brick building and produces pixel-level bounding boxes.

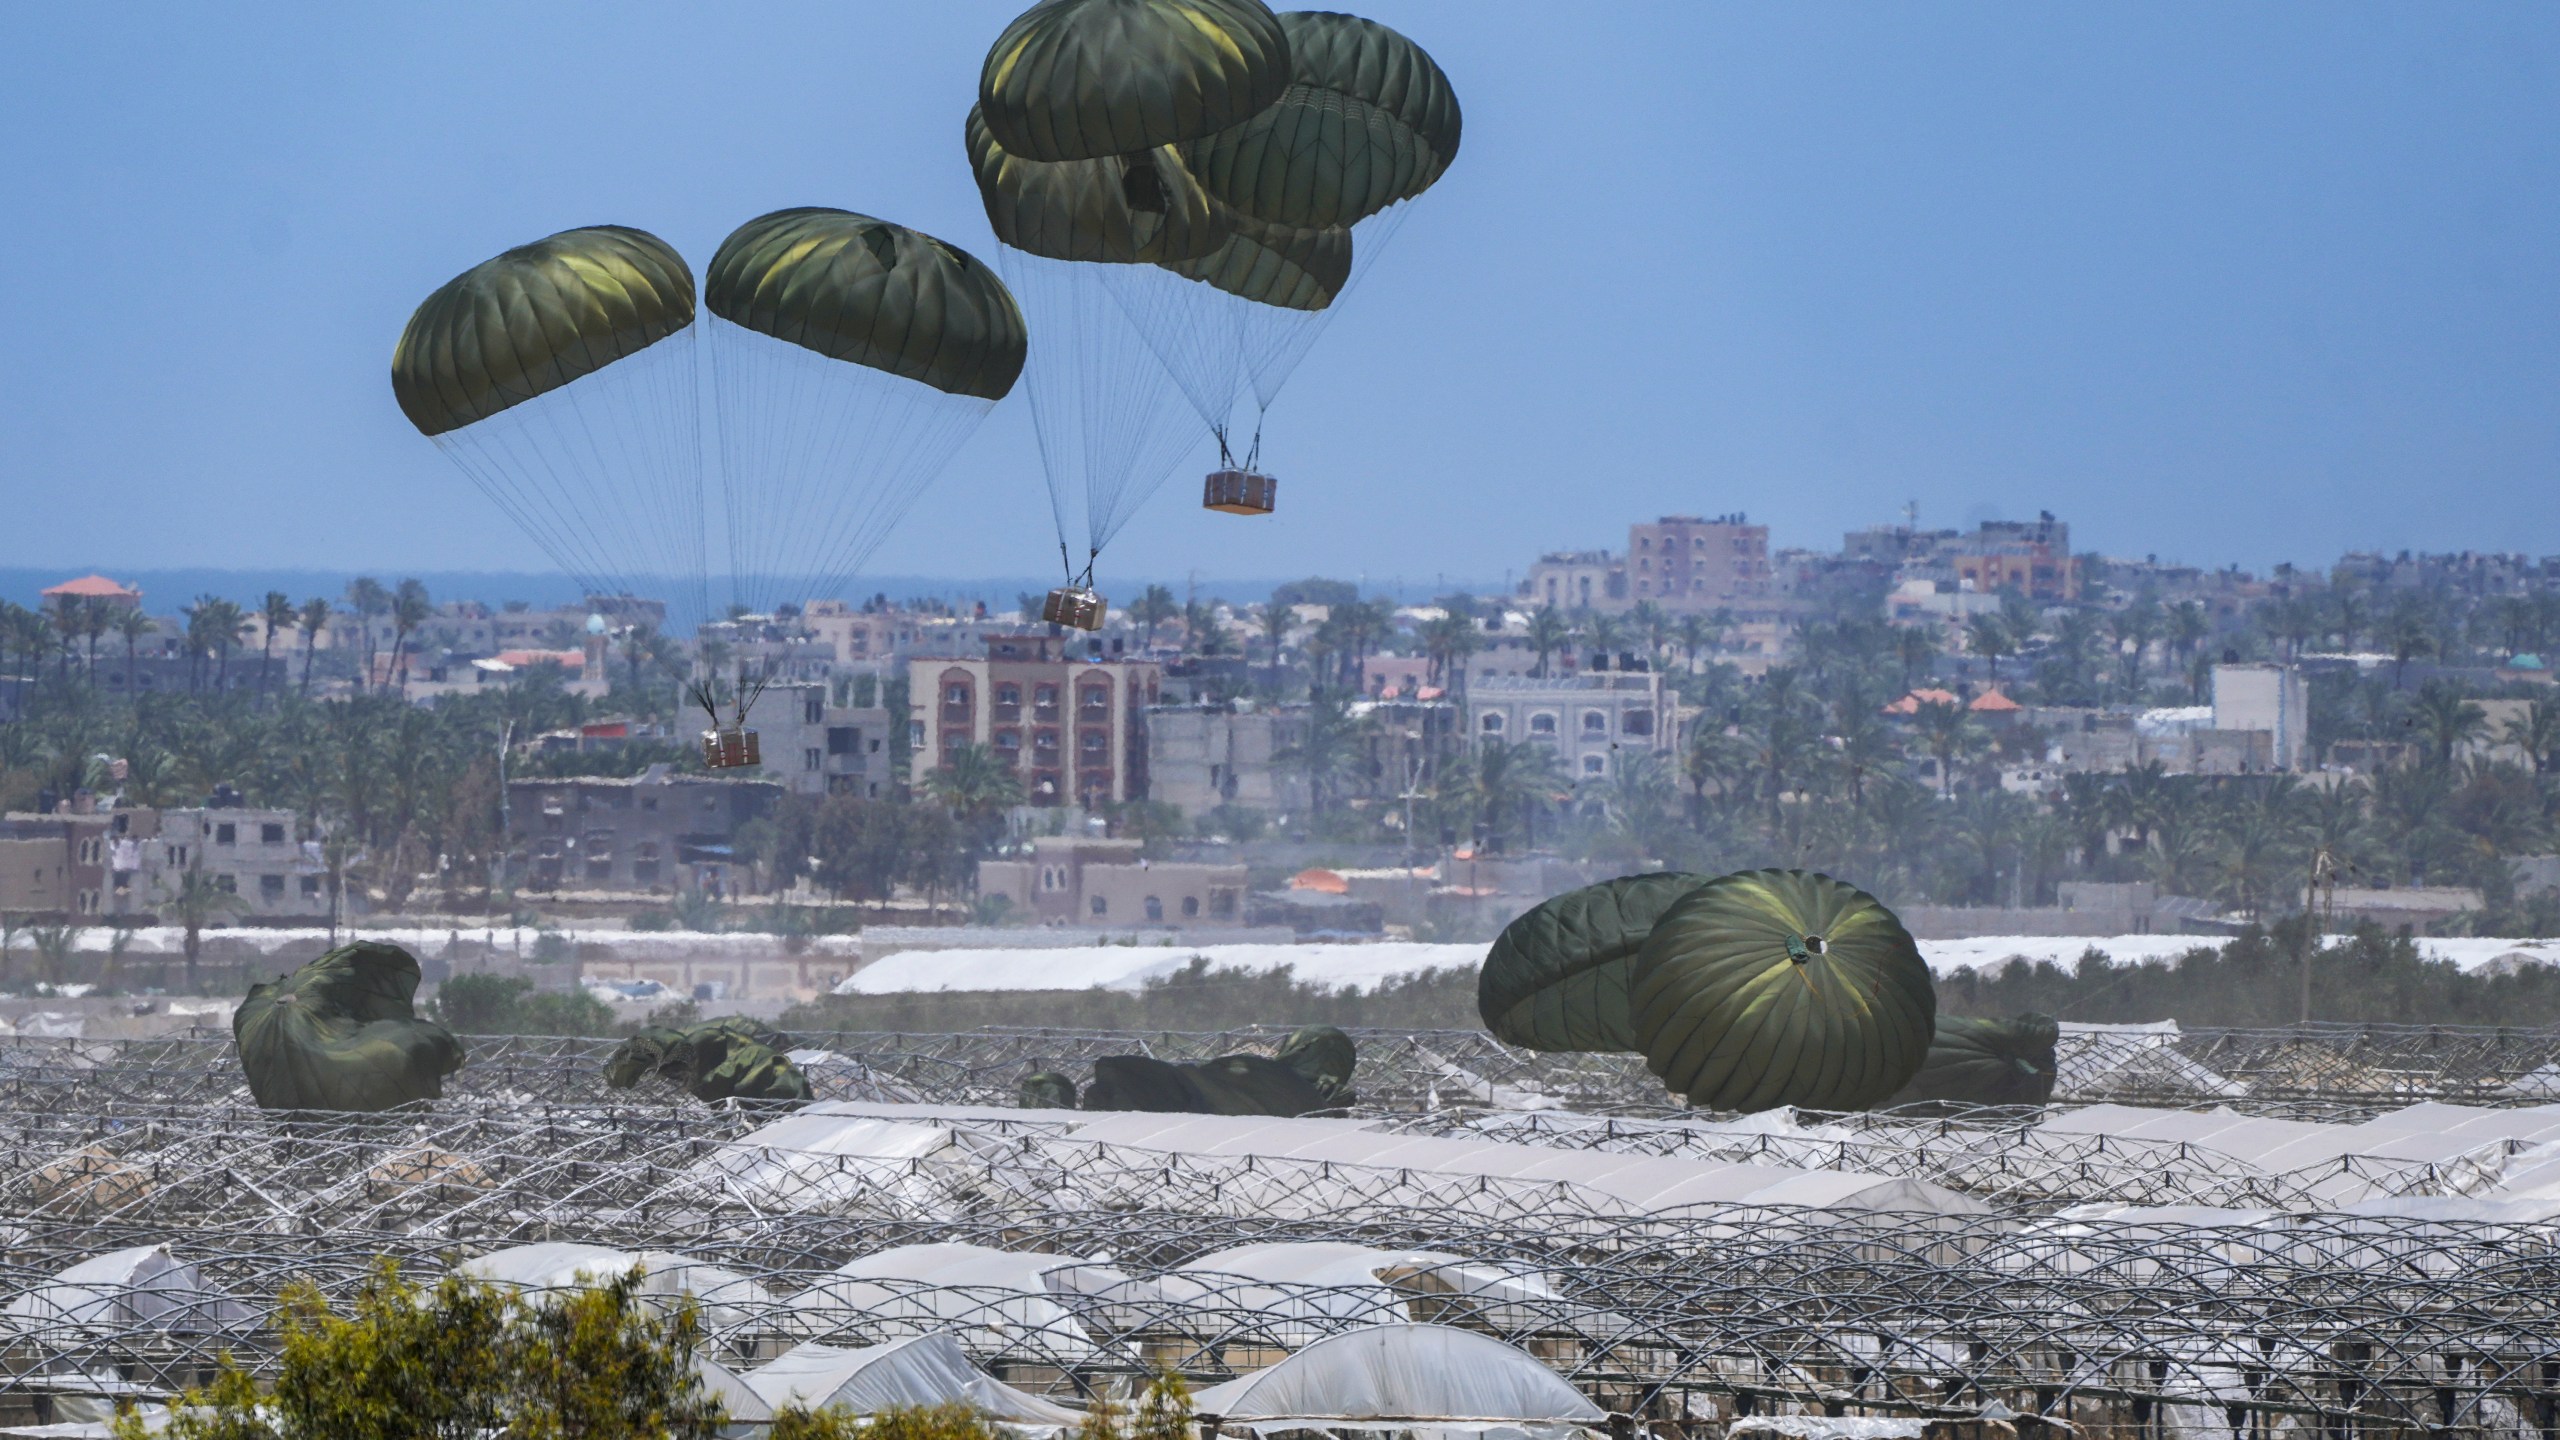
[909,636,1161,807]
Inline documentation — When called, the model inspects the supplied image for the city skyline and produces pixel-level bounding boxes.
[1,4,2553,581]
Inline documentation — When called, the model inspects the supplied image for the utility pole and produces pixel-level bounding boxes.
[493,719,514,913]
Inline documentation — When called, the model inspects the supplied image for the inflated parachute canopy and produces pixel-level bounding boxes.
[978,0,1292,163]
[967,106,1229,264]
[1888,1013,2061,1112]
[1159,205,1351,309]
[1275,1024,1358,1104]
[232,942,465,1112]
[1084,1052,1333,1116]
[1183,10,1462,231]
[705,208,1028,402]
[392,226,695,436]
[1631,869,1936,1113]
[603,1017,808,1106]
[1478,873,1712,1054]
[1019,1069,1081,1108]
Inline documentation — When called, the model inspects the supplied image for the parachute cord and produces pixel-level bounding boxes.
[1244,422,1263,472]
[1213,424,1235,470]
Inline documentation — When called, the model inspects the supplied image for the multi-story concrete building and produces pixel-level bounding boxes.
[0,813,108,918]
[506,770,782,896]
[1521,551,1625,612]
[1949,513,2078,600]
[977,836,1246,927]
[910,635,1161,808]
[2210,663,2310,772]
[740,683,895,799]
[1627,514,1772,610]
[800,601,925,670]
[1466,671,1673,783]
[1147,706,1311,817]
[145,807,330,920]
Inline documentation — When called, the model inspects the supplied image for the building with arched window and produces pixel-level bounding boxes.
[908,636,1163,808]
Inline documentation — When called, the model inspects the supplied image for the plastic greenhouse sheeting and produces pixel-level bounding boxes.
[788,1242,1104,1359]
[745,1332,1082,1427]
[455,1242,773,1332]
[1,1246,249,1342]
[1190,1324,1605,1432]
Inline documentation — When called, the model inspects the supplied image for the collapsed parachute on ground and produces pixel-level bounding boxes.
[232,942,465,1112]
[1888,1013,2061,1111]
[977,0,1292,163]
[605,1017,810,1106]
[1478,873,1712,1054]
[1067,1025,1359,1115]
[1631,869,1936,1113]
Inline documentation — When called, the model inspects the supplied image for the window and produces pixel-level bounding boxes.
[805,695,824,725]
[1480,713,1505,734]
[215,823,237,845]
[828,726,859,755]
[260,874,285,902]
[1583,755,1607,776]
[1583,710,1608,735]
[1210,889,1237,918]
[261,822,286,844]
[1181,896,1200,918]
[301,875,321,897]
[1080,685,1110,712]
[1144,895,1164,922]
[995,731,1020,751]
[799,748,819,772]
[1529,713,1558,736]
[169,844,189,867]
[1622,709,1655,737]
[215,874,237,893]
[1090,894,1108,917]
[946,684,970,705]
[995,683,1021,707]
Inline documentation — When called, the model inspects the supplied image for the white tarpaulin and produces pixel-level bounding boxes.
[1191,1324,1604,1434]
[789,1243,1104,1360]
[456,1242,773,1332]
[2,1246,248,1342]
[836,943,1480,996]
[746,1333,1081,1427]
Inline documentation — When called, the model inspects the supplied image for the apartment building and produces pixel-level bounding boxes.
[506,770,782,896]
[145,807,330,919]
[910,635,1162,808]
[1147,706,1311,817]
[740,682,896,799]
[1627,514,1772,610]
[977,836,1246,926]
[1466,670,1674,782]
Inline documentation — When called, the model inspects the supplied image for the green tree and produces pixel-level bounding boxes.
[163,856,245,992]
[388,579,434,695]
[1526,606,1570,679]
[1128,584,1179,647]
[345,577,391,691]
[2504,700,2560,774]
[295,598,331,697]
[1963,613,2012,682]
[2409,681,2487,769]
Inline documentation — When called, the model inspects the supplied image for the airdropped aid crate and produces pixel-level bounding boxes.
[1203,468,1277,515]
[701,727,762,769]
[1042,586,1107,631]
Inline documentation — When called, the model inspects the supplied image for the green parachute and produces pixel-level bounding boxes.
[1631,869,1937,1113]
[603,1017,809,1106]
[1477,873,1713,1053]
[391,226,696,438]
[232,942,466,1112]
[977,0,1292,163]
[1076,1026,1359,1116]
[1888,1013,2061,1111]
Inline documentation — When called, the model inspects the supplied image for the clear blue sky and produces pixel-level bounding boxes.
[2,4,2554,589]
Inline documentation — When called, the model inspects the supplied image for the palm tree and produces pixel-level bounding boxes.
[1464,737,1565,851]
[163,858,244,993]
[345,577,391,690]
[2382,599,2435,689]
[1526,606,1570,678]
[1129,584,1179,647]
[1627,601,1670,670]
[1963,613,2012,682]
[114,609,155,693]
[1675,614,1713,674]
[77,596,112,683]
[1894,625,1938,692]
[1256,604,1293,692]
[2111,598,2161,693]
[1682,724,1753,821]
[2048,608,2100,699]
[1586,613,1626,668]
[1911,698,1981,798]
[1419,612,1480,693]
[258,591,295,696]
[295,598,331,697]
[388,578,433,694]
[2505,701,2560,774]
[2410,682,2487,769]
[1277,692,1371,821]
[2166,600,2210,668]
[618,621,662,697]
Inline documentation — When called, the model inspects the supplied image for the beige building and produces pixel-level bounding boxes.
[976,836,1245,927]
[1147,707,1311,817]
[910,635,1162,808]
[1628,514,1771,610]
[1466,671,1674,783]
[800,601,925,670]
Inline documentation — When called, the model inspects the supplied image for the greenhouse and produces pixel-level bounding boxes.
[2,1023,2559,1435]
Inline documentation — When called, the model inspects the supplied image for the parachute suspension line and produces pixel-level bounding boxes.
[998,245,1211,578]
[1237,202,1419,429]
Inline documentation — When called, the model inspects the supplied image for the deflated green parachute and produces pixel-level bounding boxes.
[705,208,1028,402]
[232,942,466,1112]
[1182,10,1462,231]
[1888,1013,2061,1111]
[1019,1069,1082,1108]
[1632,869,1936,1113]
[391,226,695,437]
[1275,1023,1358,1106]
[1085,1053,1332,1116]
[978,0,1292,163]
[1478,873,1713,1053]
[603,1017,809,1105]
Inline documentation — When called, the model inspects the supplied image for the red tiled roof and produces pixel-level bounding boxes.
[1883,688,1960,715]
[42,574,140,600]
[497,649,586,668]
[1969,689,2022,712]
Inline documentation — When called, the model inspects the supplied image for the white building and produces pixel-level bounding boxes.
[1465,671,1673,783]
[2211,663,2310,771]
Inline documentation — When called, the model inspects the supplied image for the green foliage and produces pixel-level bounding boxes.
[1938,919,2560,1027]
[774,1403,1007,1440]
[431,973,618,1036]
[117,1261,722,1440]
[783,955,1479,1032]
